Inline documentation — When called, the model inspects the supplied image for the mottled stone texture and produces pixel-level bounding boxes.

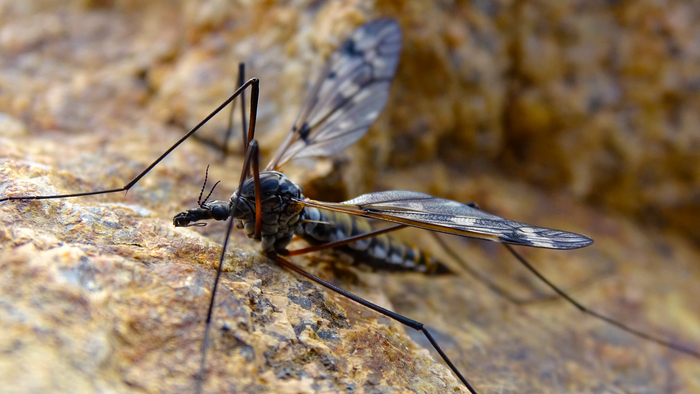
[1,1,700,394]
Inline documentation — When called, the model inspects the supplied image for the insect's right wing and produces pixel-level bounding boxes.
[266,18,402,170]
[296,191,594,250]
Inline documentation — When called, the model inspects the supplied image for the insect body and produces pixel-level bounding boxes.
[172,18,592,274]
[175,170,452,273]
[174,169,592,273]
[166,19,597,393]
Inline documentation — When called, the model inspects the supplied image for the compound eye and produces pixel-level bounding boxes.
[211,205,229,220]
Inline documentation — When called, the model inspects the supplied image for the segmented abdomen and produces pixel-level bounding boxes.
[297,207,449,274]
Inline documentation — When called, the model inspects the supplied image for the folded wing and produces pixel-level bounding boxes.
[297,191,593,250]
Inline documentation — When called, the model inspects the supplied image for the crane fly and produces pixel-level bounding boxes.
[2,18,698,393]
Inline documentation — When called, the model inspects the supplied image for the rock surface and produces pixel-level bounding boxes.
[1,1,700,394]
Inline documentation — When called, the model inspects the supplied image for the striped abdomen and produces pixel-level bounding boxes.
[296,207,449,274]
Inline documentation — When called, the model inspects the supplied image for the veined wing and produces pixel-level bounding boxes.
[267,18,402,170]
[295,191,593,250]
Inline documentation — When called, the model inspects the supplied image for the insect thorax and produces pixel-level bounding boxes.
[232,171,304,254]
[231,171,448,274]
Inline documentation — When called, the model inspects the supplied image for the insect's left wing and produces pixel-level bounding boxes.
[267,18,402,170]
[296,191,593,250]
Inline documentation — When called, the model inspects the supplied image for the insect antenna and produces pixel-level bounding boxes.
[177,165,223,228]
[195,165,222,207]
[201,180,221,207]
[0,79,260,203]
[196,165,221,209]
[196,165,211,206]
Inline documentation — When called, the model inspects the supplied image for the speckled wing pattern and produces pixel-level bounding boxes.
[269,18,402,168]
[297,191,593,250]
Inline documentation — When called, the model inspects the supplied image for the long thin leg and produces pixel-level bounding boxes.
[430,231,549,304]
[288,203,700,361]
[504,244,700,358]
[269,252,478,394]
[0,79,260,203]
[286,222,556,303]
[221,63,248,159]
[457,202,700,357]
[238,64,249,152]
[196,139,261,394]
[242,78,259,180]
[197,73,261,391]
[431,232,613,305]
[252,139,262,241]
[286,224,406,256]
[286,218,610,305]
[285,219,560,303]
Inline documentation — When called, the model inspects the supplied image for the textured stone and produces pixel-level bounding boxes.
[1,1,700,394]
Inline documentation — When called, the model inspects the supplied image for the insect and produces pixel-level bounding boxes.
[2,17,699,394]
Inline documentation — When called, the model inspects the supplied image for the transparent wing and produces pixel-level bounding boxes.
[296,191,594,250]
[267,18,402,170]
